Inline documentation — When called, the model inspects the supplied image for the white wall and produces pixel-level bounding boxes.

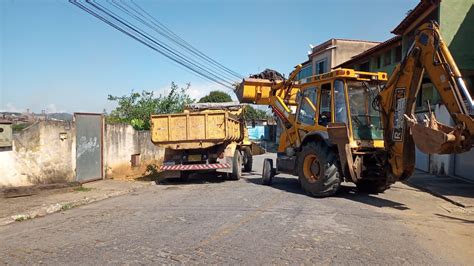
[0,121,164,187]
[0,121,76,187]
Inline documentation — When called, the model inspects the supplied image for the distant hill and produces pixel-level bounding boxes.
[48,113,73,121]
[1,112,73,121]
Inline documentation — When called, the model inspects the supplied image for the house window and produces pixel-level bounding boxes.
[375,56,382,69]
[395,45,402,62]
[404,35,415,55]
[415,82,441,112]
[315,58,328,74]
[383,50,391,66]
[359,61,370,72]
[297,65,313,81]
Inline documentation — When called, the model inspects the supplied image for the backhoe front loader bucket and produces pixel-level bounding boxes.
[405,113,464,154]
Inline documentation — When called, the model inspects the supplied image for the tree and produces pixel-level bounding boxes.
[198,90,233,103]
[107,82,194,130]
[244,105,270,121]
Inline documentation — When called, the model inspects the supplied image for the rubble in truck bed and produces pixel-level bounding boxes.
[249,69,285,81]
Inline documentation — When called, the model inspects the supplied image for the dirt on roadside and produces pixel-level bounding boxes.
[373,184,474,264]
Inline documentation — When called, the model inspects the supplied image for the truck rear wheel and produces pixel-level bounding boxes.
[229,149,242,180]
[242,147,253,172]
[297,142,341,197]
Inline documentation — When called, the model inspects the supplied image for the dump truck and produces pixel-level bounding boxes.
[236,22,474,197]
[150,103,259,181]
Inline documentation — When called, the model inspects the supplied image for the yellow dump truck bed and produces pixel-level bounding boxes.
[151,104,245,150]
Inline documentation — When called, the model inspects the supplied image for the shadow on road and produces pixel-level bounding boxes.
[337,186,409,210]
[435,213,474,224]
[244,174,409,210]
[243,173,302,195]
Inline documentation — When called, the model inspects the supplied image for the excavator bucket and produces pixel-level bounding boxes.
[405,113,463,154]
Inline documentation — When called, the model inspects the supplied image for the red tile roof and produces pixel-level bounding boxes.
[392,0,440,35]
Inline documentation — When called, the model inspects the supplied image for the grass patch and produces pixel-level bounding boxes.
[61,204,73,211]
[74,186,92,192]
[13,215,29,222]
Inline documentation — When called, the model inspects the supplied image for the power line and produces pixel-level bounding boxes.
[127,0,244,80]
[108,0,238,83]
[90,1,235,87]
[70,0,241,90]
[76,3,231,89]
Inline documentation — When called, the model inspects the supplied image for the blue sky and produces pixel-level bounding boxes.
[1,0,418,113]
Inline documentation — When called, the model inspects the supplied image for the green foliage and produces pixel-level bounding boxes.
[156,82,195,114]
[244,105,270,120]
[107,82,194,130]
[12,123,31,132]
[74,186,92,192]
[61,204,73,211]
[198,90,232,103]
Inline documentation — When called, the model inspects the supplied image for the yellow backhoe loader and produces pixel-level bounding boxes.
[236,22,474,197]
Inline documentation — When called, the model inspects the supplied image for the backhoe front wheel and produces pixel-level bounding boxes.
[242,147,253,172]
[262,158,274,185]
[298,142,341,197]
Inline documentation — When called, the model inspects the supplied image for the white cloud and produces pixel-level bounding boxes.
[0,102,23,112]
[45,104,66,114]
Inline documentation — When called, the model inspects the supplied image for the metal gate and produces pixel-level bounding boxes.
[75,113,104,182]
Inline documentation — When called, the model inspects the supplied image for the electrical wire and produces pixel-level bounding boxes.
[125,0,244,80]
[90,0,235,88]
[107,1,238,84]
[70,0,240,90]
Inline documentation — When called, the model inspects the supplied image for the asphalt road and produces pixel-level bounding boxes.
[0,154,472,264]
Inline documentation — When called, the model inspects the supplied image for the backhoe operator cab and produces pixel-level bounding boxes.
[237,69,389,197]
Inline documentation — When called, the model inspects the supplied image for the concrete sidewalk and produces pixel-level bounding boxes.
[0,180,151,226]
[405,171,474,208]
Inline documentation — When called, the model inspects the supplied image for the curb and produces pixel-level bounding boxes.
[403,180,467,208]
[0,182,81,198]
[0,187,138,226]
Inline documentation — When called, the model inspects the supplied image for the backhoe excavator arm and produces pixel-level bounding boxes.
[236,66,303,149]
[377,22,474,179]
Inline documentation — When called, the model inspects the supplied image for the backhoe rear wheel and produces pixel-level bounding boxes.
[297,142,341,197]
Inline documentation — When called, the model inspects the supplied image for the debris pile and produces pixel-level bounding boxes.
[249,69,285,81]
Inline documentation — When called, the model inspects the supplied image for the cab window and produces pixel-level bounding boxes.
[297,87,317,125]
[318,83,332,126]
[334,80,348,123]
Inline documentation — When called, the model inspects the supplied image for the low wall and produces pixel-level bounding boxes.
[0,121,76,187]
[104,124,164,180]
[0,121,164,187]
